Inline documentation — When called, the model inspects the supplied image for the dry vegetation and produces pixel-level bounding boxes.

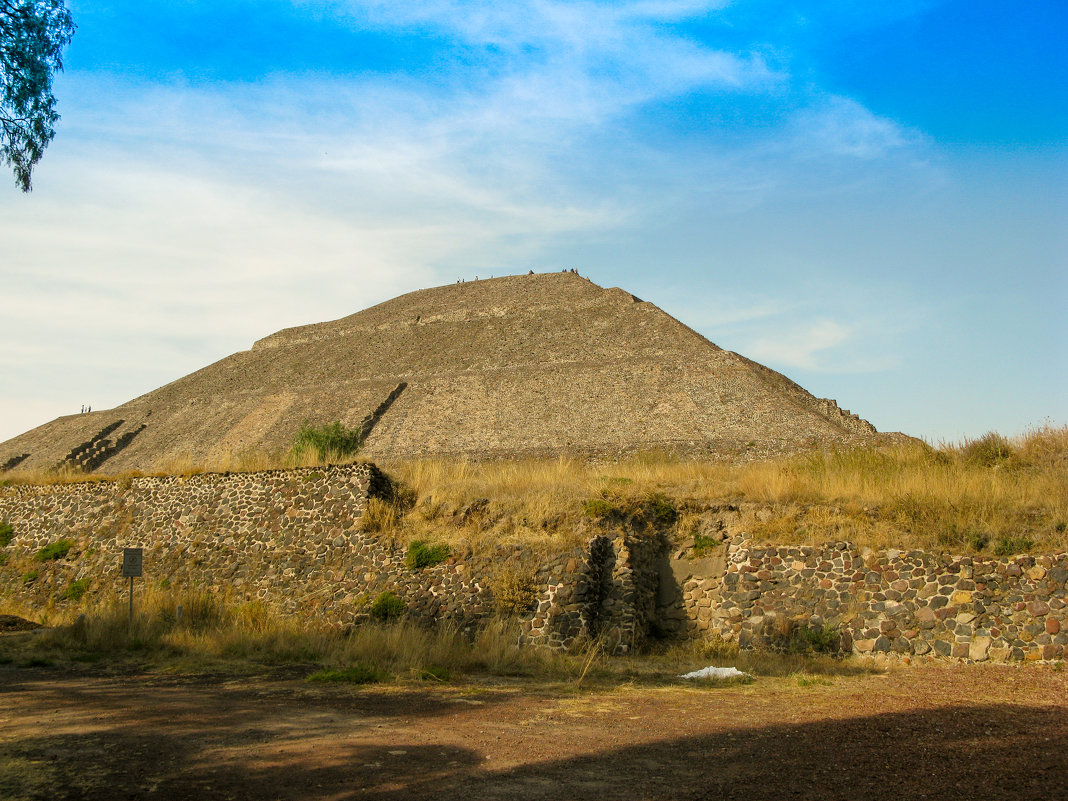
[0,585,867,686]
[373,424,1068,556]
[3,424,1066,556]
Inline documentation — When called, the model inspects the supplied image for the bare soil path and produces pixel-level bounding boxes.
[1,662,1065,801]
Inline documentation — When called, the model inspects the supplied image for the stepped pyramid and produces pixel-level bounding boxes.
[0,273,895,472]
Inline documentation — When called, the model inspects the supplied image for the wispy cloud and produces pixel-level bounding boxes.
[786,96,920,161]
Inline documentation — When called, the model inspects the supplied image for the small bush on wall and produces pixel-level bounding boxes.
[35,539,75,561]
[370,591,406,621]
[406,540,450,570]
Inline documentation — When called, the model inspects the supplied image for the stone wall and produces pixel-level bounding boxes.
[2,466,1065,662]
[520,532,664,655]
[0,464,501,628]
[674,537,1068,662]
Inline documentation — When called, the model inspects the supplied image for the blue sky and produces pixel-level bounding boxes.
[1,0,1065,444]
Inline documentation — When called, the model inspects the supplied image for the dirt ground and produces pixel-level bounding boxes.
[1,660,1066,801]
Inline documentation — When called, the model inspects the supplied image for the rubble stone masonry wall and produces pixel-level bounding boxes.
[0,464,501,627]
[1,466,1064,662]
[676,538,1068,662]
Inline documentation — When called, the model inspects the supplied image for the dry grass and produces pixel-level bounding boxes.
[0,587,874,685]
[376,424,1068,555]
[0,585,567,679]
[4,425,1065,555]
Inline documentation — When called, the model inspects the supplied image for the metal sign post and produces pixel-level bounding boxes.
[122,548,143,625]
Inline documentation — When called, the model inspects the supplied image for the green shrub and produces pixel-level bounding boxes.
[640,493,678,527]
[35,539,75,561]
[369,591,406,621]
[994,535,1035,556]
[21,570,39,584]
[937,525,989,553]
[691,532,721,558]
[62,578,90,601]
[291,421,364,460]
[307,664,388,684]
[406,540,450,570]
[789,625,841,654]
[582,498,617,518]
[0,552,7,566]
[582,494,677,527]
[0,521,13,547]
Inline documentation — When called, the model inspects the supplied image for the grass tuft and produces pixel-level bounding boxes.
[369,591,406,621]
[405,540,450,570]
[307,664,387,684]
[35,539,75,561]
[994,535,1036,556]
[62,579,90,601]
[291,421,364,461]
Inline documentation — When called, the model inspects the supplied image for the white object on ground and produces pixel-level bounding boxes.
[679,666,749,680]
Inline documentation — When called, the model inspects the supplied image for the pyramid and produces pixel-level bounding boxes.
[0,272,894,473]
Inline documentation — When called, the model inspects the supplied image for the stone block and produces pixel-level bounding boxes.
[969,636,991,661]
[1028,601,1050,617]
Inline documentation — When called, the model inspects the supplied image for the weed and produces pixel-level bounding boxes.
[0,553,7,566]
[938,526,989,552]
[369,591,406,621]
[684,632,740,660]
[35,539,75,561]
[489,561,540,616]
[960,432,1014,467]
[582,498,617,518]
[21,570,38,584]
[0,521,13,547]
[62,579,90,601]
[307,664,388,684]
[291,421,364,461]
[406,540,450,570]
[691,532,721,558]
[640,493,678,527]
[789,625,842,655]
[419,664,451,682]
[795,674,833,687]
[361,496,399,535]
[994,535,1035,556]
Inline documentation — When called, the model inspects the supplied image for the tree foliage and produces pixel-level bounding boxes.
[0,0,75,191]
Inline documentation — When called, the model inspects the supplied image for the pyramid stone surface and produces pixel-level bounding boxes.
[0,273,891,472]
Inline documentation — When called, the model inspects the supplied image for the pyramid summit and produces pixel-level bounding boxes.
[1,272,895,472]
